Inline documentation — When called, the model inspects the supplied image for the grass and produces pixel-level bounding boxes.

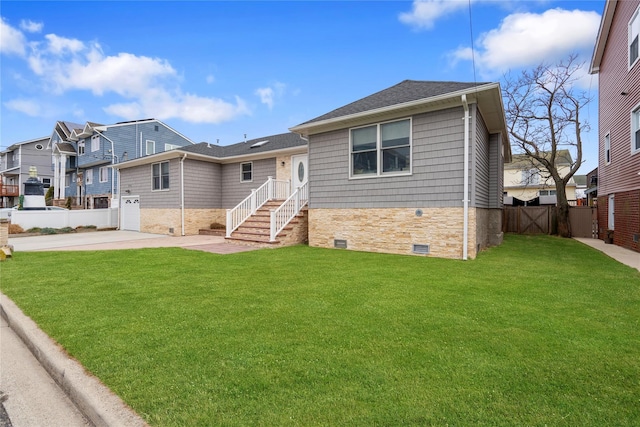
[1,234,639,426]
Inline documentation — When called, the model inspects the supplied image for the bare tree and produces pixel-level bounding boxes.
[502,54,591,237]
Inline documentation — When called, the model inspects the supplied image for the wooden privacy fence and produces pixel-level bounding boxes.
[503,206,598,237]
[503,206,555,234]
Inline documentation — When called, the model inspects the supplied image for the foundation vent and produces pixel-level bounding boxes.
[412,244,430,255]
[334,239,347,249]
[633,234,639,243]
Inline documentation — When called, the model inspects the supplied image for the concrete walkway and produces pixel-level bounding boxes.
[573,237,640,272]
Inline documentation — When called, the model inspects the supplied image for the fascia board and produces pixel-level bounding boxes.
[590,0,617,74]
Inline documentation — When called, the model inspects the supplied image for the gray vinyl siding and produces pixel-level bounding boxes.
[119,159,181,209]
[221,158,276,208]
[183,160,222,208]
[96,121,192,162]
[472,108,491,208]
[309,107,467,209]
[488,134,504,208]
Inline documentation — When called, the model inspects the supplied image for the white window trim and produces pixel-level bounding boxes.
[91,135,100,152]
[151,161,170,191]
[349,117,413,180]
[99,166,109,183]
[78,140,85,156]
[631,103,640,155]
[165,143,179,151]
[146,140,156,156]
[240,162,253,183]
[605,132,611,164]
[85,168,93,185]
[629,4,640,70]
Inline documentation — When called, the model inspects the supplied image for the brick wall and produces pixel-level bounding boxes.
[141,208,226,235]
[598,190,640,252]
[308,207,478,259]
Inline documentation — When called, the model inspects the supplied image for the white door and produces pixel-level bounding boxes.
[291,154,308,190]
[121,196,140,231]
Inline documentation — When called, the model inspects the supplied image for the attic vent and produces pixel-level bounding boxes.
[250,140,269,148]
[35,144,44,150]
[412,244,430,255]
[334,239,347,249]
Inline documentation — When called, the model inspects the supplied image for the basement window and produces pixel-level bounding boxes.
[412,244,430,255]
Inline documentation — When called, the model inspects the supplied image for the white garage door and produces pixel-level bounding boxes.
[120,196,140,231]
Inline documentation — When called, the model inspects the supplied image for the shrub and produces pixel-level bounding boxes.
[26,227,42,234]
[45,186,54,206]
[210,222,225,229]
[59,227,75,234]
[8,224,24,234]
[39,228,58,235]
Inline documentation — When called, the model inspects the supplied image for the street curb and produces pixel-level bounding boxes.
[0,293,149,427]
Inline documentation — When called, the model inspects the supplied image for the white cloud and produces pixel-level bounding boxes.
[2,18,250,124]
[399,0,469,30]
[3,98,41,116]
[451,8,601,75]
[256,87,275,109]
[255,82,286,110]
[20,19,43,33]
[0,17,27,56]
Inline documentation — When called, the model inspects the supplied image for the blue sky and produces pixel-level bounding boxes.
[1,0,605,173]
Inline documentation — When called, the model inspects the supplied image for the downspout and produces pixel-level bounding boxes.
[461,94,470,261]
[180,153,187,236]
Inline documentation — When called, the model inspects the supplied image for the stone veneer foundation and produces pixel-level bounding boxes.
[309,207,479,259]
[141,208,226,235]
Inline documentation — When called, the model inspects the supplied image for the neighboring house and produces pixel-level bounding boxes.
[0,136,52,208]
[503,150,577,206]
[590,0,640,252]
[51,118,195,209]
[113,132,308,236]
[585,167,598,206]
[290,80,511,260]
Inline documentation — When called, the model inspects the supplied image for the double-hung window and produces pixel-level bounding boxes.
[99,166,109,183]
[241,162,253,182]
[632,104,640,153]
[85,168,93,185]
[630,5,640,68]
[146,140,156,155]
[152,161,170,190]
[91,135,100,152]
[522,169,539,185]
[78,140,85,156]
[350,118,411,177]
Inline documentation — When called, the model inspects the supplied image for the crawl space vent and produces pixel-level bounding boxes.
[334,239,347,249]
[412,244,430,255]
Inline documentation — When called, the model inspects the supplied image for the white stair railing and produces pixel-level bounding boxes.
[226,177,290,237]
[270,181,308,242]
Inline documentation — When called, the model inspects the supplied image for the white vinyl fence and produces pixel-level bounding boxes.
[11,208,118,230]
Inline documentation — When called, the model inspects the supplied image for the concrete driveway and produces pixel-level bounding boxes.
[8,230,258,254]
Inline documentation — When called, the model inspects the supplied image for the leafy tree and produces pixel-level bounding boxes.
[502,54,591,237]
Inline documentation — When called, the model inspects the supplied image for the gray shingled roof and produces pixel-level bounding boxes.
[299,80,490,125]
[179,132,306,158]
[55,142,76,154]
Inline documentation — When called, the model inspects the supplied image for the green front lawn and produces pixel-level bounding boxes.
[1,235,638,426]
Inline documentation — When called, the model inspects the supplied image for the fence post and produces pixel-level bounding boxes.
[267,176,274,200]
[226,209,232,237]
